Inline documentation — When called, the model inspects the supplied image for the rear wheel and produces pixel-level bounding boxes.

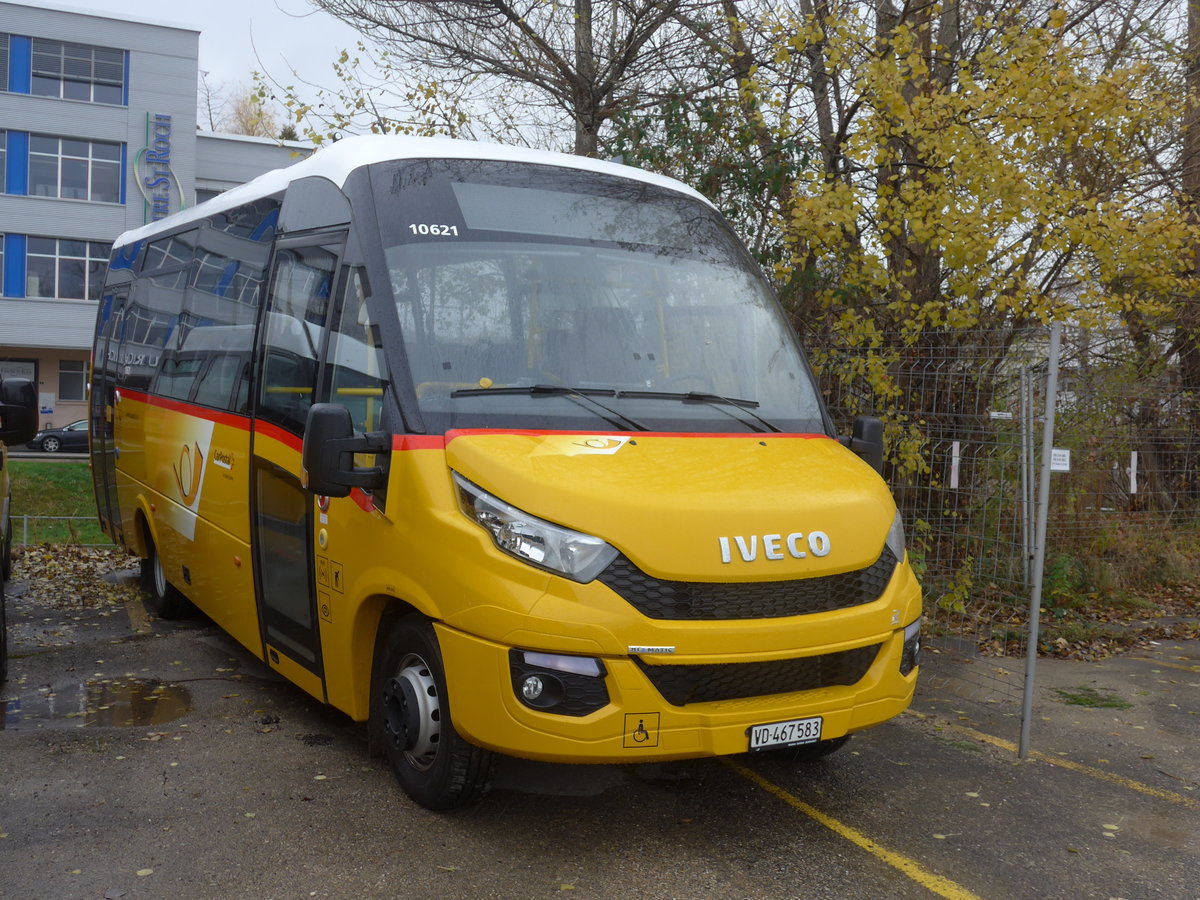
[140,536,192,619]
[372,615,494,810]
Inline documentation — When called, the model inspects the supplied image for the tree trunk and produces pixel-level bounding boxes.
[574,0,599,156]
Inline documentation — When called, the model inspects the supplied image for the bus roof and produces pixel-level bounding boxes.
[117,135,713,248]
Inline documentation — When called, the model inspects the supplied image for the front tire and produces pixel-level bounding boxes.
[140,536,192,619]
[41,436,60,453]
[372,615,494,810]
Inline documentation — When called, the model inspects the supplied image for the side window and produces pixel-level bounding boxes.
[125,269,187,391]
[256,242,341,434]
[139,230,195,393]
[326,267,390,433]
[170,202,277,412]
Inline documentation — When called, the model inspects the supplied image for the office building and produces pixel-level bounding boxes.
[0,1,309,429]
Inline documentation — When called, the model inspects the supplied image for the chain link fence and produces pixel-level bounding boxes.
[817,325,1200,703]
[11,515,109,547]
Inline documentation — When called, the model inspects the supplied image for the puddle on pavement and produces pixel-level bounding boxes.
[2,678,192,731]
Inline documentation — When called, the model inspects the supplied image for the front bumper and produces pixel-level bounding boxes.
[436,620,918,764]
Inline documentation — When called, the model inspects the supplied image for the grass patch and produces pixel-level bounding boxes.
[8,459,107,545]
[934,737,984,753]
[1053,686,1133,710]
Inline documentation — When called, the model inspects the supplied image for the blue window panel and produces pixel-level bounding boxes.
[9,36,30,93]
[4,234,26,297]
[6,132,28,195]
[215,260,239,296]
[120,142,127,205]
[109,240,142,272]
[250,208,280,241]
[122,51,129,106]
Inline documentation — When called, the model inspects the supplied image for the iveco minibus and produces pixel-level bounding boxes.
[91,136,921,808]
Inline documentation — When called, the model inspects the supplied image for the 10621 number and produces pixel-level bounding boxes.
[409,223,459,237]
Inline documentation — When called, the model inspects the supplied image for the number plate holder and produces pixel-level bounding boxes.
[748,716,823,751]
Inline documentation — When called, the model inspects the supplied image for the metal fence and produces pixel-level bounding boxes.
[818,323,1200,712]
[11,515,109,547]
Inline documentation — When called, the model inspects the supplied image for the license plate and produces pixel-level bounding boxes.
[748,716,823,751]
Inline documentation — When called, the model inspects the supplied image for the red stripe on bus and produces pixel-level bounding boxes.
[390,430,831,452]
[392,434,448,451]
[122,389,251,431]
[253,420,302,451]
[442,429,833,443]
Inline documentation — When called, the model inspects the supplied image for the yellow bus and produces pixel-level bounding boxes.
[1,374,38,682]
[91,136,921,808]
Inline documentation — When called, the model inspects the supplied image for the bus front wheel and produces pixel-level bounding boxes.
[139,538,192,620]
[373,615,494,810]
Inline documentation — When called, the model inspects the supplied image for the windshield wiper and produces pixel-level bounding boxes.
[452,384,616,398]
[450,384,650,431]
[616,390,782,433]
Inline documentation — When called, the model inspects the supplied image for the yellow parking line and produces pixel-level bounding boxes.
[928,720,1199,810]
[1126,657,1200,674]
[725,759,986,900]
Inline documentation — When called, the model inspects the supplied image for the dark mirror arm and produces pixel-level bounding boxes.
[323,431,389,489]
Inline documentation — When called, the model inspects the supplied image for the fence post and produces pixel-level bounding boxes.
[1020,322,1062,759]
[1019,367,1035,588]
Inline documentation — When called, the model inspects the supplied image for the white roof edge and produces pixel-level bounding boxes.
[196,130,314,151]
[117,135,712,246]
[6,0,199,34]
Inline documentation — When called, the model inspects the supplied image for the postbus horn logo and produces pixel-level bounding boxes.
[174,442,204,505]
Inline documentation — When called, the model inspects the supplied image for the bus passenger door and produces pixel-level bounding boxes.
[91,286,127,541]
[251,237,343,697]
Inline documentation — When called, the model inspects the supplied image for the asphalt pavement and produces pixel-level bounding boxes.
[2,567,1197,900]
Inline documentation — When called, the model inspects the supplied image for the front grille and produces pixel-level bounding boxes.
[634,644,882,706]
[598,546,898,620]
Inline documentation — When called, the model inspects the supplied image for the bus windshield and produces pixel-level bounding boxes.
[368,159,827,434]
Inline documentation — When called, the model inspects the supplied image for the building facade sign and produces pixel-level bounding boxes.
[134,113,185,222]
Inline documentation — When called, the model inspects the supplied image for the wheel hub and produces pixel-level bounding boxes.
[381,654,440,770]
[153,552,168,599]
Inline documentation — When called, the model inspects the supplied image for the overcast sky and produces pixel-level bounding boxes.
[45,0,365,117]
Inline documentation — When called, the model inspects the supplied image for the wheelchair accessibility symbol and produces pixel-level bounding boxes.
[623,713,660,748]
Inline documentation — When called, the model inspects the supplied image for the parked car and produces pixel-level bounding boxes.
[26,419,89,453]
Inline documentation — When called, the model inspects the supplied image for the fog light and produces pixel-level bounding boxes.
[521,675,545,701]
[509,650,609,716]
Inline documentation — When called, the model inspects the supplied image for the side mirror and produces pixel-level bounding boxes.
[0,378,38,446]
[301,403,388,497]
[843,415,884,475]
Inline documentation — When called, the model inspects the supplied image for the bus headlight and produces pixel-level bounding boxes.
[453,473,618,583]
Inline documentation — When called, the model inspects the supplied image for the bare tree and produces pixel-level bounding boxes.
[224,86,281,138]
[198,71,228,132]
[307,0,719,155]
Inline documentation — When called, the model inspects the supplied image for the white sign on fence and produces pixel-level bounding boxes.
[1050,448,1071,473]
